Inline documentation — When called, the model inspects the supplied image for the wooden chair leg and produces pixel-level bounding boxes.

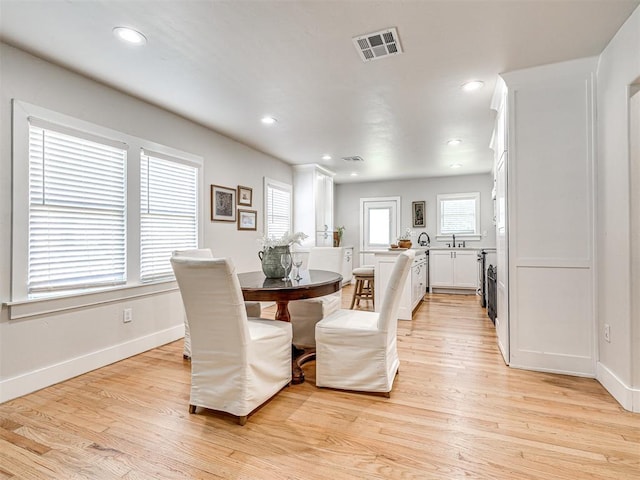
[350,278,360,309]
[189,404,196,414]
[371,279,375,308]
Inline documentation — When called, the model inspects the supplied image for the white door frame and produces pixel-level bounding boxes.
[359,196,401,266]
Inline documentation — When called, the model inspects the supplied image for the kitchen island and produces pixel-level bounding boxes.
[368,249,427,320]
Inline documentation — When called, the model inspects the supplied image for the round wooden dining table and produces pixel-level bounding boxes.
[237,269,343,384]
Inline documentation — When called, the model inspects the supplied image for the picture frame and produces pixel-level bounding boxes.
[237,185,253,206]
[412,200,426,228]
[237,209,257,231]
[211,184,236,222]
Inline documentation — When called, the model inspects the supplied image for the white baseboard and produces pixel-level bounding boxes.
[596,362,640,413]
[0,325,184,404]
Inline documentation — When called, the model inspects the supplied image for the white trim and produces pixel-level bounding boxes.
[512,258,592,269]
[596,362,640,413]
[293,163,335,178]
[6,281,178,320]
[0,324,184,403]
[509,351,595,377]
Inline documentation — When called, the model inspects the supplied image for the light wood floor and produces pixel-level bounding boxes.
[1,289,639,479]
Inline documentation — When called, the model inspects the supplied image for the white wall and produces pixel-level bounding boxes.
[334,173,495,266]
[0,44,292,402]
[596,6,640,411]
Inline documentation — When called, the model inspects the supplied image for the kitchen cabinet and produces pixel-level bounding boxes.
[374,250,426,320]
[429,249,478,291]
[291,246,352,286]
[342,247,353,285]
[293,164,334,247]
[497,59,596,375]
[411,254,427,308]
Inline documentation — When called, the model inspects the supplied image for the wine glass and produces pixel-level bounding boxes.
[280,253,292,281]
[292,253,303,281]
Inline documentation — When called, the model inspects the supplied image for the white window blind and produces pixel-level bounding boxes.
[28,124,127,296]
[265,179,291,239]
[140,151,198,282]
[437,193,480,236]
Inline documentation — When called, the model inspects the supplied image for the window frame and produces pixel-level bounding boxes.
[436,192,481,241]
[263,177,292,240]
[9,100,203,318]
[139,149,200,283]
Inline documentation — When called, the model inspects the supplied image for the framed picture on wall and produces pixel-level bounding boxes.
[412,201,426,228]
[211,184,236,222]
[237,209,257,230]
[237,185,253,206]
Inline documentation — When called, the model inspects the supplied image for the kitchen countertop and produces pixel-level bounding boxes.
[362,246,496,253]
[362,248,427,255]
[427,246,481,251]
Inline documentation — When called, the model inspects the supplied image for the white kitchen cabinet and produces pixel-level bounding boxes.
[429,249,478,291]
[411,255,427,309]
[374,250,426,320]
[342,247,353,285]
[293,164,334,248]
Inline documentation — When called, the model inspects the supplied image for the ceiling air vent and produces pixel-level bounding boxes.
[352,27,403,62]
[342,156,364,163]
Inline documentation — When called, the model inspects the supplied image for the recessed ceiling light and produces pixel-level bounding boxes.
[450,163,463,169]
[261,116,277,125]
[461,80,484,92]
[350,172,358,177]
[113,27,147,46]
[447,139,462,146]
[322,154,332,161]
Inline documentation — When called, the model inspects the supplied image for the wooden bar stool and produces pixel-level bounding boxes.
[350,266,375,309]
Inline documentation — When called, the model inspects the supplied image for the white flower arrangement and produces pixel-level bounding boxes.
[398,228,414,241]
[258,231,308,250]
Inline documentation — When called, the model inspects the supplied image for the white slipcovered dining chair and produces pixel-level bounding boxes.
[172,248,261,359]
[288,247,344,348]
[315,250,414,396]
[170,256,292,425]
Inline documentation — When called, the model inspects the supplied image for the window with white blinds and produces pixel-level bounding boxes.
[437,192,480,237]
[28,124,127,296]
[140,151,198,282]
[264,178,292,239]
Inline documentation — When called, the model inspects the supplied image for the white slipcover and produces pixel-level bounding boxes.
[172,248,261,358]
[288,247,344,348]
[315,250,414,395]
[170,256,292,425]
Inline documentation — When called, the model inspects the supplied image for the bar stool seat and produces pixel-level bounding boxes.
[350,266,375,310]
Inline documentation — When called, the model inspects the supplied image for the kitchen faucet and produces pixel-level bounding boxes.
[418,232,430,246]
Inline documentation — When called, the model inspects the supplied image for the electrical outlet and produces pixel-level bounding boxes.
[604,323,611,343]
[123,308,133,323]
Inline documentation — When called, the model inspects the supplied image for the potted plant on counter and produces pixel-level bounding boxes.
[333,226,345,247]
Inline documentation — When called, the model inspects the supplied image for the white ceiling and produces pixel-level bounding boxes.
[1,0,638,184]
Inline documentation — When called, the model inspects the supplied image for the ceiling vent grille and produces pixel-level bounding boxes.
[352,27,403,62]
[342,156,364,163]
